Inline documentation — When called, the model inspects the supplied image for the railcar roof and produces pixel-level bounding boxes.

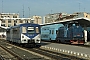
[41,24,63,29]
[7,23,40,29]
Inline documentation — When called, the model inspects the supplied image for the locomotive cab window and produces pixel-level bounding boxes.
[22,27,27,33]
[36,27,39,33]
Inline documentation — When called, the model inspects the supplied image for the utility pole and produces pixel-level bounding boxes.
[51,10,52,14]
[2,0,3,13]
[23,5,24,18]
[79,3,80,12]
[28,7,30,17]
[84,8,85,12]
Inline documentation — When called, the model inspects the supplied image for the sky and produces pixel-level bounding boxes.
[0,0,90,18]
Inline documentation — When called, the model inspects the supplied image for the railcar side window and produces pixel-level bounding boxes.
[56,30,58,34]
[22,27,27,33]
[52,30,54,34]
[13,28,19,34]
[13,28,17,31]
[50,30,51,34]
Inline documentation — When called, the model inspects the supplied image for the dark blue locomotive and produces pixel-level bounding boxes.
[56,24,85,44]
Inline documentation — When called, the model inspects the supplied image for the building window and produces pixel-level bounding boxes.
[2,20,5,23]
[1,16,3,18]
[8,24,11,27]
[14,20,17,23]
[19,20,23,23]
[25,20,28,23]
[13,16,17,18]
[30,20,34,23]
[1,24,5,27]
[8,20,11,23]
[8,16,10,18]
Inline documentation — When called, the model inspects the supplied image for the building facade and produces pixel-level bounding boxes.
[32,15,42,24]
[44,13,68,23]
[0,13,19,18]
[0,13,42,27]
[73,12,90,19]
[1,18,33,27]
[44,12,90,23]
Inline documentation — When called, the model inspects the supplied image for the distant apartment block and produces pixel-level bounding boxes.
[44,13,68,23]
[44,12,90,23]
[0,13,42,27]
[32,15,42,24]
[0,13,19,18]
[1,18,33,27]
[72,12,90,19]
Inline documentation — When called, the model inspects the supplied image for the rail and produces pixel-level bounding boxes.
[0,45,23,60]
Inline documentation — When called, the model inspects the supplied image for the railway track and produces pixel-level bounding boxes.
[0,40,88,60]
[0,40,48,60]
[0,55,4,60]
[0,45,23,60]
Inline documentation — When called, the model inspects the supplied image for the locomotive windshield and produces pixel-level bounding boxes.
[22,26,40,34]
[27,26,40,33]
[27,27,35,33]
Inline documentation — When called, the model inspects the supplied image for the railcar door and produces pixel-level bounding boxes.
[87,31,90,42]
[50,28,55,40]
[10,29,13,42]
[87,27,90,42]
[41,27,50,40]
[6,29,10,41]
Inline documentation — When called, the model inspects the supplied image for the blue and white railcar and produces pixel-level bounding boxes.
[6,23,41,46]
[41,24,63,41]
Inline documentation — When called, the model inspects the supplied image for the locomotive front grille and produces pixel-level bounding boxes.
[28,39,35,43]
